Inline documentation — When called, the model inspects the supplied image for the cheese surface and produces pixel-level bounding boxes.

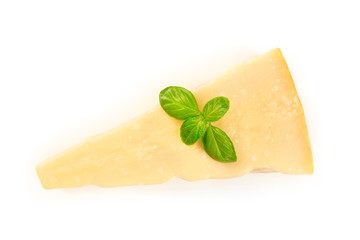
[36,48,313,189]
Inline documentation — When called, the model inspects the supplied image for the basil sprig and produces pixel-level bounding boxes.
[159,86,237,163]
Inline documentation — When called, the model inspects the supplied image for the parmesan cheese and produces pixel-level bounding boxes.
[36,48,313,189]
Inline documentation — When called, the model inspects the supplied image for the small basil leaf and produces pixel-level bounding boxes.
[180,115,207,145]
[202,96,230,122]
[159,86,201,120]
[201,125,237,162]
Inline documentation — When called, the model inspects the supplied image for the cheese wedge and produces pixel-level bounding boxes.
[36,48,313,189]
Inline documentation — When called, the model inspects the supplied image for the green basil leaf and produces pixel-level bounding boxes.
[202,96,230,122]
[159,86,201,120]
[201,125,237,162]
[180,115,207,145]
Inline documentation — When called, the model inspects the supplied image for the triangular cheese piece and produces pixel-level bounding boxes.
[37,48,313,189]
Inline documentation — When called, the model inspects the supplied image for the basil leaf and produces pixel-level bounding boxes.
[159,86,201,120]
[202,97,230,122]
[201,125,237,162]
[180,115,207,145]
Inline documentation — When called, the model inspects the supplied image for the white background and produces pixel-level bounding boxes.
[1,0,359,239]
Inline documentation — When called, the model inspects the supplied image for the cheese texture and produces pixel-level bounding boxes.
[37,48,313,189]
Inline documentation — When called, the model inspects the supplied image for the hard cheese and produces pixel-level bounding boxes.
[37,48,313,189]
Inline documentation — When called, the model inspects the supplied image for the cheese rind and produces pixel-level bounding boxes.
[36,48,313,189]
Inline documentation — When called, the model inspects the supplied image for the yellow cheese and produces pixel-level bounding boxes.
[36,48,313,189]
